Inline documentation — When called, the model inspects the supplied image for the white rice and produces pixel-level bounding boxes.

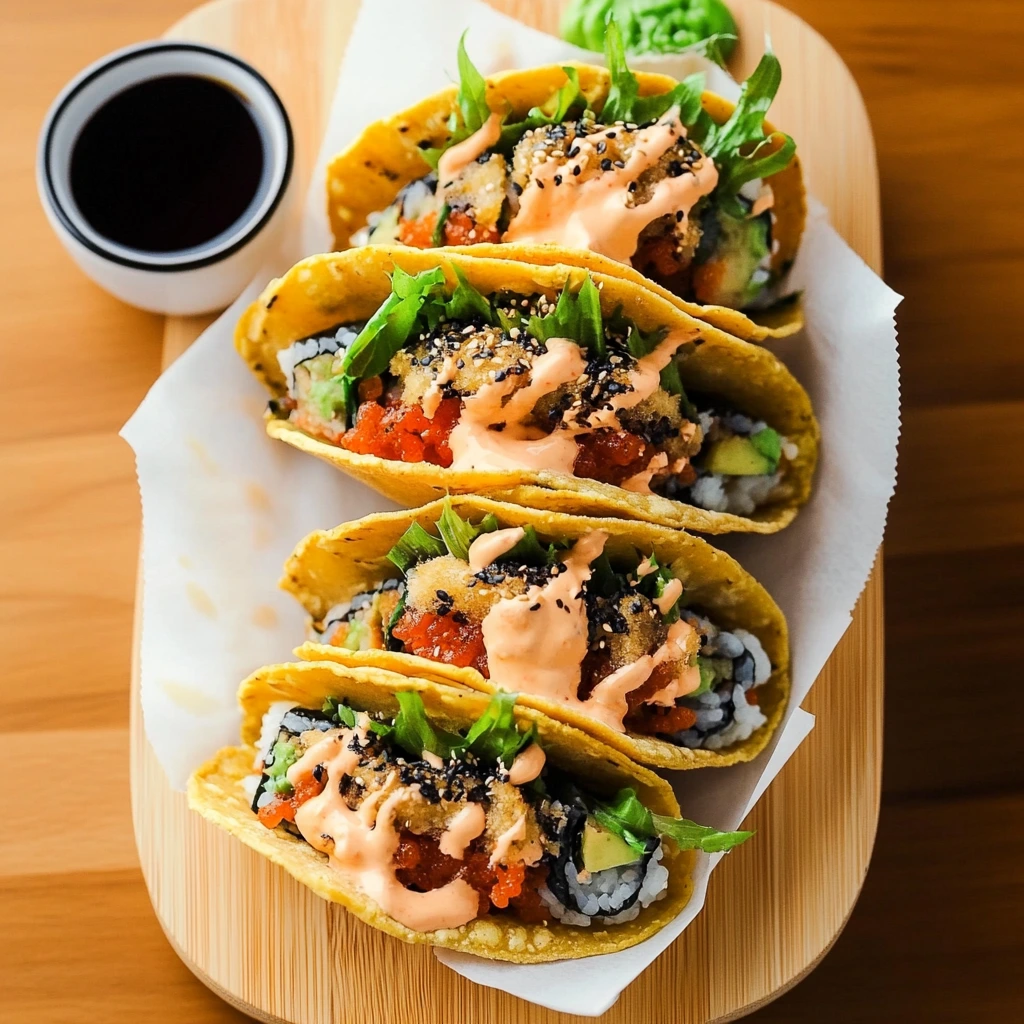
[255,701,295,768]
[240,773,262,803]
[538,845,668,927]
[692,471,782,516]
[732,629,772,686]
[703,687,767,750]
[275,326,358,395]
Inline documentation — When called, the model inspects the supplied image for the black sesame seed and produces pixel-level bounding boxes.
[596,141,607,154]
[667,161,684,177]
[627,181,637,192]
[600,158,612,171]
[512,181,523,196]
[554,174,562,186]
[572,165,581,176]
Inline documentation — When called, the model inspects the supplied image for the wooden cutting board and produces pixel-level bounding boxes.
[132,1,884,1020]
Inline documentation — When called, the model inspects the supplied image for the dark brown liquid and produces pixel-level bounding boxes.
[69,74,265,253]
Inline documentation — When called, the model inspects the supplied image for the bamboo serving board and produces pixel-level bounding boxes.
[131,1,884,1020]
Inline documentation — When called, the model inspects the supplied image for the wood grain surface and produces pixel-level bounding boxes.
[2,1,1021,1021]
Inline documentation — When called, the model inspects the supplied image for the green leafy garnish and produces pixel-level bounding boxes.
[436,498,499,561]
[502,524,569,567]
[635,553,682,621]
[601,19,706,126]
[499,66,588,152]
[463,690,538,766]
[263,740,299,796]
[387,521,447,573]
[749,426,782,471]
[444,265,494,323]
[393,690,466,759]
[422,32,501,171]
[594,787,753,855]
[561,0,737,61]
[341,265,447,380]
[700,51,795,195]
[528,277,606,357]
[385,690,540,767]
[322,697,357,728]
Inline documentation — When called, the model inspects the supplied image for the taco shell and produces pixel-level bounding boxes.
[325,64,806,342]
[282,496,790,770]
[188,661,693,962]
[237,247,818,535]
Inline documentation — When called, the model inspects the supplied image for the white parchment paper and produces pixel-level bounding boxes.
[121,0,900,1014]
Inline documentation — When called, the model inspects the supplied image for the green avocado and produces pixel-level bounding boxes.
[705,435,773,476]
[581,818,641,873]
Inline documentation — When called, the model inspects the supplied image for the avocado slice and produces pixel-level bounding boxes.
[705,436,773,476]
[581,819,640,873]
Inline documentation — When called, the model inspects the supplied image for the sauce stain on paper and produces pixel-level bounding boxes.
[160,679,221,714]
[245,481,272,511]
[186,582,218,619]
[252,605,278,629]
[186,437,219,476]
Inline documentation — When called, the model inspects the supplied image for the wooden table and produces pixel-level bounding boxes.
[3,1,1022,1021]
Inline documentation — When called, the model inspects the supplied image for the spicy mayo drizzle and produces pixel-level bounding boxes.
[438,802,486,860]
[438,111,503,184]
[503,114,719,263]
[446,328,696,491]
[468,527,525,572]
[478,532,696,731]
[287,728,479,932]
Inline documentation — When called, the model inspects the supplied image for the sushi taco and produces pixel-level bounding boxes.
[236,247,817,534]
[188,662,752,962]
[283,496,789,770]
[326,23,805,342]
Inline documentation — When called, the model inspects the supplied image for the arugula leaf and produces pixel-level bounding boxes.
[387,521,447,574]
[444,265,495,323]
[464,690,538,766]
[454,29,492,136]
[601,19,705,126]
[528,277,606,357]
[322,697,357,728]
[750,426,782,471]
[594,788,753,854]
[436,498,499,561]
[499,66,588,152]
[392,690,466,759]
[702,51,795,195]
[650,812,753,853]
[264,740,299,796]
[340,265,446,380]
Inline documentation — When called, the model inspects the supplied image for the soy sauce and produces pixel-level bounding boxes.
[69,74,265,253]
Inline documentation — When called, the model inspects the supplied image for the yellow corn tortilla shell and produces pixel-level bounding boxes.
[282,496,789,770]
[325,64,806,342]
[237,247,818,535]
[188,661,693,963]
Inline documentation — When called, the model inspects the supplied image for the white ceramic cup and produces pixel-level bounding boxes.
[37,41,294,315]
